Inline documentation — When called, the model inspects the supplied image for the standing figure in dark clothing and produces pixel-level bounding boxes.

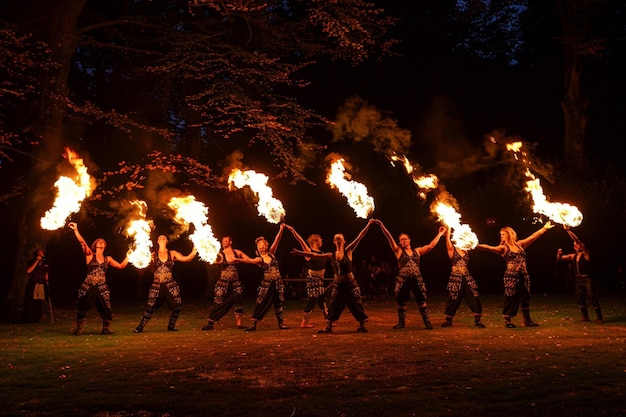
[133,235,197,333]
[291,219,375,333]
[372,219,445,330]
[285,225,328,328]
[239,224,289,331]
[69,222,129,335]
[557,226,603,323]
[22,249,49,323]
[442,227,485,328]
[477,222,554,328]
[202,236,250,330]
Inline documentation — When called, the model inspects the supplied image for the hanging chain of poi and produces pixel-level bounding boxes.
[227,168,286,224]
[390,154,438,199]
[125,200,153,269]
[505,141,583,227]
[40,148,94,230]
[432,200,478,250]
[168,195,220,263]
[326,157,375,219]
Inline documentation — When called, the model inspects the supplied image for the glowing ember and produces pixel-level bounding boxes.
[390,153,414,174]
[168,195,220,263]
[390,154,438,199]
[228,168,285,224]
[327,158,375,219]
[415,174,439,190]
[40,148,94,230]
[432,201,478,250]
[506,141,583,227]
[125,200,153,269]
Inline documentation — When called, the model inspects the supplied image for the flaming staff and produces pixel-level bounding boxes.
[506,141,583,227]
[326,157,375,219]
[125,200,153,269]
[228,168,285,224]
[432,201,478,250]
[40,148,94,230]
[168,195,220,263]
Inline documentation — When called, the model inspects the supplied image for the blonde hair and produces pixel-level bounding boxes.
[500,227,517,246]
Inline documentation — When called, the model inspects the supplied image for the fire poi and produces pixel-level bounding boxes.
[125,200,153,269]
[40,148,94,230]
[227,168,286,224]
[168,195,220,263]
[326,157,375,219]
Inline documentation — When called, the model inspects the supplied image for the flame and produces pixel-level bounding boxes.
[125,200,153,269]
[228,168,285,224]
[326,158,375,219]
[506,142,583,227]
[390,153,438,199]
[168,195,220,263]
[40,148,94,230]
[432,201,478,250]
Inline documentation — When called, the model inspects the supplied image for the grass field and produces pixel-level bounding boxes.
[1,294,625,417]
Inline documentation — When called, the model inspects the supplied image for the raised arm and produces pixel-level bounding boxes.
[107,252,130,269]
[518,221,554,249]
[372,219,400,256]
[171,247,198,263]
[345,219,374,253]
[68,222,92,257]
[476,243,506,256]
[563,225,590,260]
[417,226,446,256]
[445,226,454,258]
[291,248,332,260]
[269,223,286,255]
[284,224,311,252]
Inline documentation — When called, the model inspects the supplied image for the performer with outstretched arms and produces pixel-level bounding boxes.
[68,222,129,335]
[133,235,197,333]
[477,222,554,328]
[238,224,289,331]
[442,226,485,328]
[291,219,375,333]
[202,235,250,330]
[372,219,445,330]
[284,224,328,328]
[557,226,603,323]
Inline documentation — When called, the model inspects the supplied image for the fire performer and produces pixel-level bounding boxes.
[557,226,603,323]
[202,235,251,330]
[291,219,375,333]
[477,222,554,328]
[284,224,329,328]
[22,249,49,323]
[442,227,485,328]
[68,222,129,335]
[372,219,446,330]
[133,235,197,333]
[237,224,289,331]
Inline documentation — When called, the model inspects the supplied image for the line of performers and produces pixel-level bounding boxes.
[63,218,603,336]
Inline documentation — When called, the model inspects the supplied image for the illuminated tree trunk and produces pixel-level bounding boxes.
[2,0,86,320]
[561,60,588,170]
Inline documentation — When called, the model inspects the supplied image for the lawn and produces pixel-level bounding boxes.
[1,294,624,417]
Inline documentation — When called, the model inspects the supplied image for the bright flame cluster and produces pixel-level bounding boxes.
[391,154,438,199]
[432,201,478,250]
[168,195,220,263]
[228,168,285,224]
[507,141,583,227]
[326,158,375,219]
[125,200,153,269]
[40,148,94,230]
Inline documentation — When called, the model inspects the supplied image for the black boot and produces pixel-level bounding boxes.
[201,320,215,330]
[418,306,433,329]
[441,315,453,328]
[393,309,406,329]
[357,321,368,333]
[101,320,113,335]
[245,320,257,332]
[275,307,289,329]
[522,309,539,327]
[318,321,333,333]
[167,308,180,331]
[474,315,486,328]
[133,309,153,333]
[580,307,590,322]
[505,316,516,328]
